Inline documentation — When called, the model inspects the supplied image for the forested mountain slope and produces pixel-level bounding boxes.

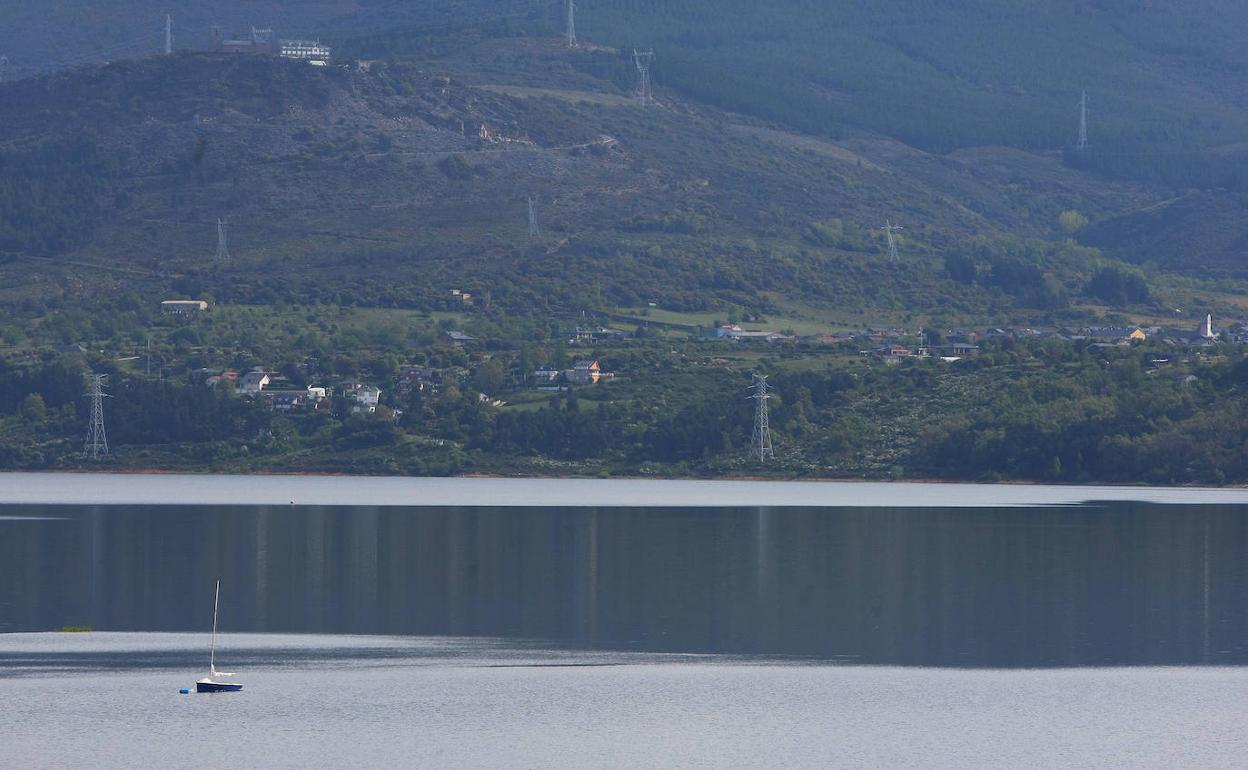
[10,0,1248,170]
[334,0,1248,276]
[332,1,1248,167]
[0,44,1168,325]
[1,1,1247,319]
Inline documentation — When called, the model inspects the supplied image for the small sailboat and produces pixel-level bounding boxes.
[196,579,243,693]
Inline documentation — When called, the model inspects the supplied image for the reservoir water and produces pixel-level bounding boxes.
[4,475,1248,767]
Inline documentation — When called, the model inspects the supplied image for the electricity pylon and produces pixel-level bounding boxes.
[634,49,655,107]
[881,220,903,263]
[749,373,775,462]
[527,195,540,238]
[1077,88,1090,150]
[216,217,229,262]
[84,374,110,459]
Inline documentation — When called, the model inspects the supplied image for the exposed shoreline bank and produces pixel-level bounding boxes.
[2,471,1246,508]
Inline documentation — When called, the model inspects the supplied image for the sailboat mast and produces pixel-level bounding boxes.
[209,579,220,672]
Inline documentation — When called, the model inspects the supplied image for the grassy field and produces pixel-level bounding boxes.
[612,306,842,337]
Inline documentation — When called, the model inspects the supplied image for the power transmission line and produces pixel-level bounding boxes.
[749,373,775,462]
[881,220,903,263]
[634,49,655,107]
[84,374,110,459]
[216,217,230,262]
[565,0,577,48]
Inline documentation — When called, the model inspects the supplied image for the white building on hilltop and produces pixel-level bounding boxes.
[279,39,331,64]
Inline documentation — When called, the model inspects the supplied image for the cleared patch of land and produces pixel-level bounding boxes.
[729,124,883,170]
[477,84,637,107]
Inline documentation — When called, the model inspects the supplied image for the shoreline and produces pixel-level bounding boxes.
[9,466,1248,488]
[1,471,1246,508]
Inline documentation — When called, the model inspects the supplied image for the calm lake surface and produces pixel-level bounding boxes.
[4,476,1248,767]
[6,633,1248,769]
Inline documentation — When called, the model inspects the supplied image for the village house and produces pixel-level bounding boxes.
[341,383,382,413]
[354,386,381,413]
[237,369,271,397]
[873,345,913,365]
[1087,327,1148,345]
[708,325,792,343]
[270,393,304,413]
[565,359,603,385]
[933,342,980,358]
[397,367,439,397]
[161,299,209,316]
[266,386,330,414]
[531,367,562,384]
[440,330,476,346]
[204,371,238,389]
[568,327,628,344]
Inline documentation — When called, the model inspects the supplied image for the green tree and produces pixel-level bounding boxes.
[472,359,506,395]
[19,393,47,423]
[944,253,977,284]
[1058,210,1089,234]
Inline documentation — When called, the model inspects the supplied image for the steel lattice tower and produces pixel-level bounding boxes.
[1077,89,1089,150]
[216,217,230,262]
[165,14,173,55]
[84,374,110,459]
[881,220,903,263]
[749,374,775,462]
[527,195,540,238]
[566,0,577,48]
[634,49,655,107]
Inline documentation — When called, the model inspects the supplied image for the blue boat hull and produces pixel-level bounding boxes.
[196,681,243,693]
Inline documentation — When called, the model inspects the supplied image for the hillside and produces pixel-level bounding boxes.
[10,0,1248,175]
[333,2,1248,160]
[3,2,1248,283]
[337,0,1248,278]
[0,42,1192,336]
[0,24,1245,484]
[1079,192,1248,279]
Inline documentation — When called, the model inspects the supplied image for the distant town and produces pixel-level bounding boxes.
[145,295,1248,429]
